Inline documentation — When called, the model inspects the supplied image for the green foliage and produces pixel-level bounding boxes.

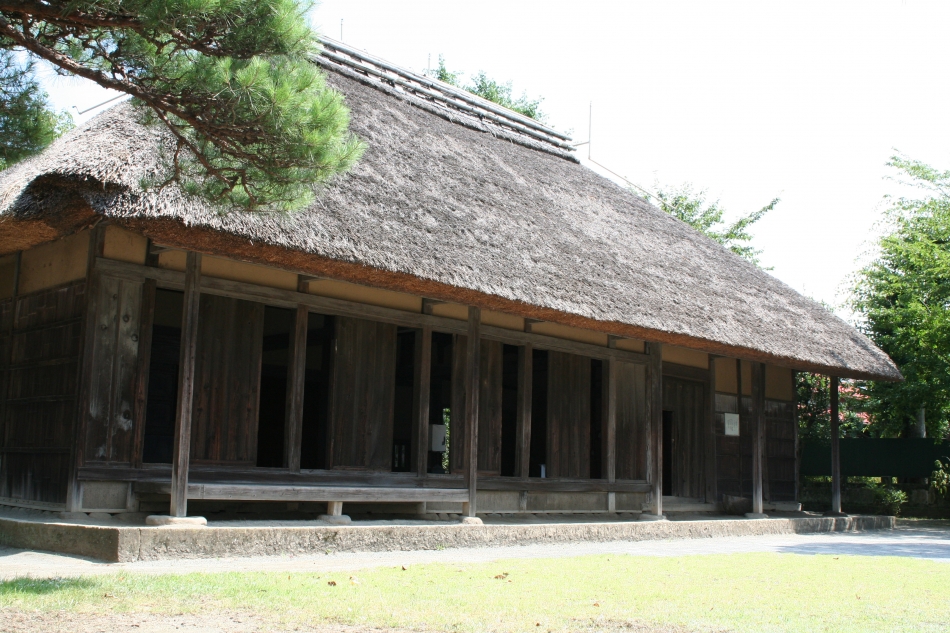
[441,407,450,473]
[870,483,907,516]
[0,50,73,169]
[796,373,871,441]
[425,56,545,122]
[932,457,950,500]
[646,183,778,268]
[0,0,363,211]
[851,156,950,438]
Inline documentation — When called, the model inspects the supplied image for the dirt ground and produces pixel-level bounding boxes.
[0,610,694,633]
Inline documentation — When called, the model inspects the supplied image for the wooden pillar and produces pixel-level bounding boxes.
[463,307,481,518]
[413,326,432,476]
[169,252,202,517]
[750,361,766,516]
[644,341,663,518]
[828,375,844,515]
[705,356,718,504]
[67,227,106,512]
[284,304,309,471]
[514,342,533,480]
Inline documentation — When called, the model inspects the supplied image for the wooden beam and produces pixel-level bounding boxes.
[751,361,765,516]
[66,226,106,512]
[604,358,617,484]
[515,343,533,479]
[705,357,718,504]
[284,304,309,471]
[141,483,470,503]
[421,298,445,315]
[131,279,156,469]
[646,341,663,516]
[829,375,843,515]
[413,326,433,476]
[169,252,202,517]
[464,306,481,517]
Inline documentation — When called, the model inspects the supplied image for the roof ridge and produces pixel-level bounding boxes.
[316,37,574,152]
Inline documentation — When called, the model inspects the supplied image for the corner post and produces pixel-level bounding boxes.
[826,375,846,516]
[642,341,665,520]
[169,252,202,518]
[747,361,767,518]
[462,306,481,522]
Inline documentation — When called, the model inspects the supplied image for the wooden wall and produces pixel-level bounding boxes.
[662,377,706,498]
[449,337,505,475]
[327,316,397,470]
[0,281,86,505]
[766,399,796,501]
[190,295,264,464]
[546,351,591,479]
[615,361,648,480]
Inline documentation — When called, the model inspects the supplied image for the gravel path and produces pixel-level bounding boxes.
[1,521,947,580]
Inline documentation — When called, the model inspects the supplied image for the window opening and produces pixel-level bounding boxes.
[428,332,454,474]
[499,344,520,476]
[299,313,334,469]
[391,328,417,472]
[529,348,548,477]
[256,306,294,467]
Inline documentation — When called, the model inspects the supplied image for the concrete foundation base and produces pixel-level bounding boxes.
[745,513,769,520]
[145,515,208,527]
[823,511,850,518]
[318,514,352,525]
[0,512,896,563]
[638,513,667,521]
[460,516,483,525]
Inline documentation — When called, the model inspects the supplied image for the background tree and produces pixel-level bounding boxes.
[426,55,545,122]
[0,50,72,169]
[0,0,363,210]
[646,183,778,268]
[851,156,950,439]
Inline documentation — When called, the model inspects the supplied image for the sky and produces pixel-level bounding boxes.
[38,1,950,318]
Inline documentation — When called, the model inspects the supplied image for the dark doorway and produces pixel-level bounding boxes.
[662,410,673,496]
[590,359,604,479]
[299,313,334,470]
[256,306,294,468]
[428,332,454,473]
[499,344,520,476]
[142,289,184,464]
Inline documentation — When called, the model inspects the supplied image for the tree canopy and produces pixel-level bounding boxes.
[851,156,950,438]
[646,183,778,268]
[426,55,545,122]
[0,0,363,211]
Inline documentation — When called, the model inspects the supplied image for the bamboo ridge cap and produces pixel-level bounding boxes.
[317,36,572,146]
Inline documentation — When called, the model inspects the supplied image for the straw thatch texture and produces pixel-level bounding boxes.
[0,62,899,381]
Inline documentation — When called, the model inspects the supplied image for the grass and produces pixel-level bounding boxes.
[2,553,950,632]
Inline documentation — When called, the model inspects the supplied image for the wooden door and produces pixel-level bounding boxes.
[546,351,591,479]
[662,377,706,498]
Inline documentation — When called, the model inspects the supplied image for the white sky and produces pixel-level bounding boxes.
[39,0,950,317]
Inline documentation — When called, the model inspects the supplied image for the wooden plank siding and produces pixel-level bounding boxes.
[327,316,397,470]
[661,377,706,498]
[614,361,648,481]
[190,294,264,464]
[0,281,86,505]
[546,351,591,479]
[449,336,504,476]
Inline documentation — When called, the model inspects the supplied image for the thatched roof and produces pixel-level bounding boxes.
[0,41,900,381]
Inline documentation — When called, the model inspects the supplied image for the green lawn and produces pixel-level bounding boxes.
[2,553,949,632]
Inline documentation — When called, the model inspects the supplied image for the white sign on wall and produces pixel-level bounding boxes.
[724,413,740,437]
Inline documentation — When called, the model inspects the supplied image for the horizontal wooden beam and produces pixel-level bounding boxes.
[663,362,711,383]
[94,258,650,365]
[137,483,470,503]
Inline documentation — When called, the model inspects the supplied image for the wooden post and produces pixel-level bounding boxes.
[413,326,432,476]
[67,227,106,513]
[749,361,766,517]
[169,252,202,518]
[284,304,309,471]
[514,343,532,480]
[643,341,664,519]
[705,356,718,504]
[827,375,845,516]
[462,307,481,520]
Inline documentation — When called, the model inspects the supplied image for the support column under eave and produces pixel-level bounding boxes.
[747,361,767,519]
[641,341,665,520]
[825,376,847,517]
[462,307,482,523]
[168,252,202,521]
